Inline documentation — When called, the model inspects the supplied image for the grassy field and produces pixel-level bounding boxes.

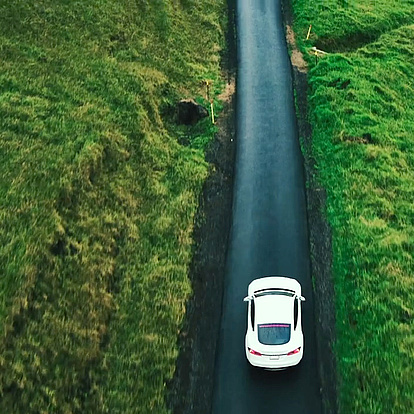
[0,1,225,412]
[292,1,414,413]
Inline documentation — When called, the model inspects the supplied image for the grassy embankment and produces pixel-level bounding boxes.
[291,1,414,413]
[0,1,225,412]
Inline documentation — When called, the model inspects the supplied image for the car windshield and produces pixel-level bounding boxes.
[258,323,291,345]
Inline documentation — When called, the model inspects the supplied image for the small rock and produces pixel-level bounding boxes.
[177,99,208,125]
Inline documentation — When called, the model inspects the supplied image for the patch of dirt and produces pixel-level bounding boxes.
[166,1,237,413]
[281,1,338,414]
[286,25,308,72]
[218,78,236,102]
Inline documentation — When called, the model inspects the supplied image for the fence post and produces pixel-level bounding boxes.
[306,24,312,40]
[205,80,215,124]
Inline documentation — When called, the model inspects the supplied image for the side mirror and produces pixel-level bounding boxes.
[298,295,306,302]
[243,295,253,302]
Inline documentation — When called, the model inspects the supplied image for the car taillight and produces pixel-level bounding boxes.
[248,348,262,356]
[287,347,301,356]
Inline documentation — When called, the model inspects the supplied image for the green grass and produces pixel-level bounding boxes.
[291,1,414,412]
[0,1,225,412]
[293,0,414,51]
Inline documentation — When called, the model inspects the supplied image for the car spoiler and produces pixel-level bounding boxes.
[253,288,295,295]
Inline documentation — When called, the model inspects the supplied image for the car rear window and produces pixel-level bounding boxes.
[258,323,291,345]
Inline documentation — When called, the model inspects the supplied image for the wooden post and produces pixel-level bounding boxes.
[306,24,312,40]
[205,81,215,124]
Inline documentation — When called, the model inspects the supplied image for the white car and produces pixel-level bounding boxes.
[243,276,306,370]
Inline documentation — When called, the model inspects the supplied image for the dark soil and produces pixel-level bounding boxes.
[166,2,237,413]
[282,1,338,413]
[295,65,338,414]
[166,92,235,413]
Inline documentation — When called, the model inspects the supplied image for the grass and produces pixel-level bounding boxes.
[294,0,414,51]
[0,0,225,412]
[291,1,414,412]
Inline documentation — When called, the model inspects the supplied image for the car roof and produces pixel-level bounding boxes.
[255,293,294,325]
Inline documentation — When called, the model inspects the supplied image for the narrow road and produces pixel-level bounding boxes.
[212,1,322,413]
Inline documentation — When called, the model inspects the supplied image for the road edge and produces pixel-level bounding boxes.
[281,1,339,413]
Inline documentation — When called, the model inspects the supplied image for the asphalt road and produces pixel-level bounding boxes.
[211,1,322,413]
